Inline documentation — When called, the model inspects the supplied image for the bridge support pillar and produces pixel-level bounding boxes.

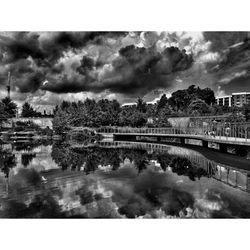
[202,140,208,148]
[180,138,185,144]
[219,144,227,153]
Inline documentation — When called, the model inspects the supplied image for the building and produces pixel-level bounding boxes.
[121,98,160,108]
[216,95,232,107]
[216,92,250,107]
[121,102,137,107]
[232,92,250,107]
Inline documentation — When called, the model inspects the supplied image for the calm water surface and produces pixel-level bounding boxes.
[1,140,250,218]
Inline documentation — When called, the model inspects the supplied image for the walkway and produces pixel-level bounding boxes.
[96,126,250,147]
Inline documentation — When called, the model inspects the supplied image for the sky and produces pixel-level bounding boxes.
[0,31,250,111]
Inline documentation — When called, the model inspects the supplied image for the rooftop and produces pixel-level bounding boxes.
[216,95,232,99]
[216,92,250,98]
[232,92,250,95]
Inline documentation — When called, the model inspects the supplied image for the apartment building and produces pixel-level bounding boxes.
[216,92,250,107]
[231,92,250,107]
[216,95,232,107]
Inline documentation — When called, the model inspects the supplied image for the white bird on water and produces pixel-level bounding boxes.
[42,80,49,86]
[41,176,47,182]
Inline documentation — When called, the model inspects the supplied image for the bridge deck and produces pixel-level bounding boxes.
[113,133,250,146]
[96,126,250,147]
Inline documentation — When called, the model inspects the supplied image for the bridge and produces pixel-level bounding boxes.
[96,125,250,153]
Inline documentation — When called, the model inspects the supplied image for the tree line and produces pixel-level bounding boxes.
[0,97,52,123]
[52,85,250,134]
[1,85,250,132]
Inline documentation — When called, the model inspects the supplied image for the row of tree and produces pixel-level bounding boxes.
[21,102,53,118]
[0,97,53,125]
[53,85,250,134]
[0,97,17,120]
[1,85,250,132]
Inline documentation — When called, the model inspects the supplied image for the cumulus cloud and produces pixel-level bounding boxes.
[0,32,127,91]
[0,31,250,108]
[18,33,193,97]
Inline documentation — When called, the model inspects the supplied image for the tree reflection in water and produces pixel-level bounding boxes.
[169,157,208,181]
[1,141,250,218]
[13,140,52,152]
[0,192,67,218]
[0,147,16,179]
[51,142,209,179]
[21,153,36,167]
[52,142,153,174]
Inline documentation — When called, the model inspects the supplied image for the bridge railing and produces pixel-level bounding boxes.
[96,125,250,141]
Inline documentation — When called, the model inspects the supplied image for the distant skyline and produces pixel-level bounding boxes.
[1,31,250,111]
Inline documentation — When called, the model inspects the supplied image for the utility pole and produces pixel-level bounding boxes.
[6,71,11,99]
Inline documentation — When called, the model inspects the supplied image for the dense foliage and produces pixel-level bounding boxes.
[52,85,217,133]
[1,85,249,134]
[21,102,42,117]
[1,97,17,118]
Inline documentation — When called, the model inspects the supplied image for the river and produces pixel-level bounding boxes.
[0,139,250,218]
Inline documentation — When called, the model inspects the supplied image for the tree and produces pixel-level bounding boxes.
[60,100,71,111]
[212,104,231,115]
[1,97,17,118]
[168,85,216,113]
[52,108,71,135]
[0,103,9,128]
[146,103,157,118]
[0,148,16,179]
[53,105,59,115]
[136,97,147,113]
[21,153,36,167]
[131,111,147,127]
[197,87,216,105]
[242,104,250,121]
[95,99,121,126]
[169,89,191,111]
[169,157,208,181]
[156,105,172,127]
[21,102,36,117]
[226,112,246,123]
[118,106,147,127]
[187,99,211,116]
[157,94,168,113]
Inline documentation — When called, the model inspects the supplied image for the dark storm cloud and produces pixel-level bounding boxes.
[42,76,91,94]
[218,39,250,70]
[2,31,250,102]
[214,38,250,93]
[202,32,250,74]
[76,56,95,74]
[98,45,193,96]
[17,71,45,93]
[0,32,128,65]
[0,32,129,93]
[203,32,250,52]
[40,42,193,96]
[200,32,250,94]
[0,32,44,63]
[220,74,250,94]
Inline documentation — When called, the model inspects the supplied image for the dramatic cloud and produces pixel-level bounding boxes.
[97,45,193,96]
[0,31,250,109]
[203,32,249,52]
